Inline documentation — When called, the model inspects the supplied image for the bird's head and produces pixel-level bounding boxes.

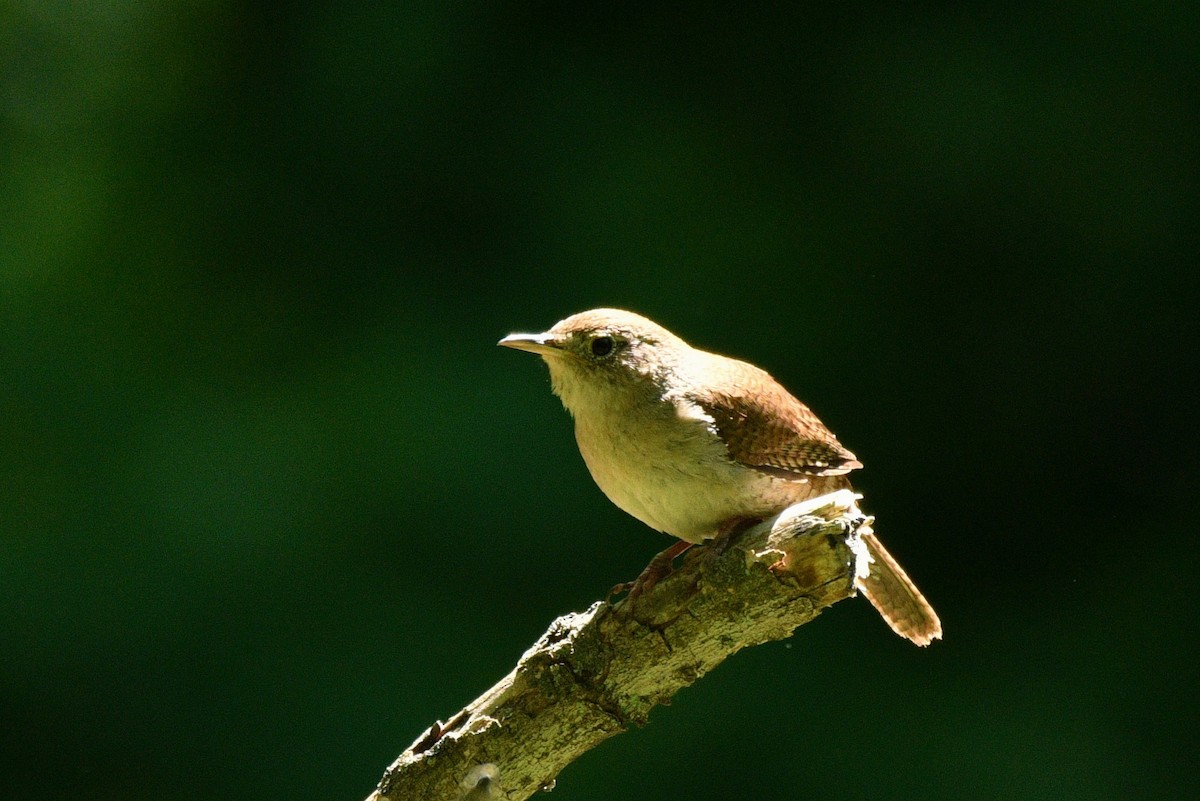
[498,308,689,416]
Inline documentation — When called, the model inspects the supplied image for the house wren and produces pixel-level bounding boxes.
[499,308,941,646]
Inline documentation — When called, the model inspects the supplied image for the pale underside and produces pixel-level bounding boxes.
[573,390,846,543]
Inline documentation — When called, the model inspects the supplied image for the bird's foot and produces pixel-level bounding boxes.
[608,539,694,604]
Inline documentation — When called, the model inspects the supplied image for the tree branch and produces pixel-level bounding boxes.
[367,490,871,801]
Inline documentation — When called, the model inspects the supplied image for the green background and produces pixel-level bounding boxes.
[3,3,1195,799]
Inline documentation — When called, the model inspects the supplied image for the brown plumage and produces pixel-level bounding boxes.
[694,355,863,478]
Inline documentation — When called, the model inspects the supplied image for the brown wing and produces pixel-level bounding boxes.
[693,355,862,478]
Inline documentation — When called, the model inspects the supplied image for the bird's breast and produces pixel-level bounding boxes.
[572,399,797,543]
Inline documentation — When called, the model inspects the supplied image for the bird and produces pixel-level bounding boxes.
[498,308,941,646]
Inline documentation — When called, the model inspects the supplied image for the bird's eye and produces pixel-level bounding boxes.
[590,336,614,357]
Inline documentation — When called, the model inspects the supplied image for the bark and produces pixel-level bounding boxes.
[368,490,871,801]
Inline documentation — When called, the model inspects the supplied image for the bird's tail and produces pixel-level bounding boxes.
[855,531,942,646]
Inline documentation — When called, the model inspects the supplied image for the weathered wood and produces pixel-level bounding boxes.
[369,490,869,801]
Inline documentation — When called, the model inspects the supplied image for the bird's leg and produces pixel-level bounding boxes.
[608,539,694,603]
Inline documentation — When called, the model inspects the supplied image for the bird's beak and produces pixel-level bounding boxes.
[497,331,562,356]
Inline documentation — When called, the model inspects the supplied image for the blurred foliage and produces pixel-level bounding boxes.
[2,2,1196,800]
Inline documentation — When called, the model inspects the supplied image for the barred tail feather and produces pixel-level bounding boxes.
[856,532,943,646]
